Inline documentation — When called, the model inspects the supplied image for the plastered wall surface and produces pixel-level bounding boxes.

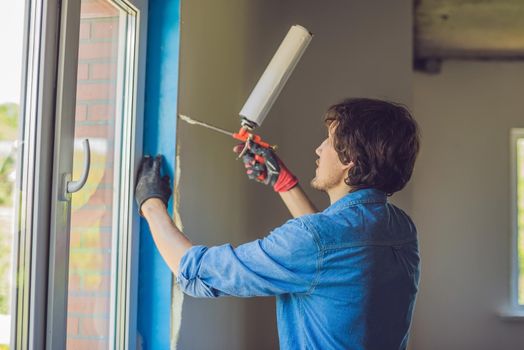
[176,1,413,348]
[410,61,524,350]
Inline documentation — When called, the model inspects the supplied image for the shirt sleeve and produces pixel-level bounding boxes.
[176,217,321,298]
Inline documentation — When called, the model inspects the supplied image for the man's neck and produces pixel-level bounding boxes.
[327,183,352,205]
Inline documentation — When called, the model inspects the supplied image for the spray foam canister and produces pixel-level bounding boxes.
[239,25,313,130]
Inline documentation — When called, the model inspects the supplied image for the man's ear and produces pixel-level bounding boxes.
[342,161,354,187]
[341,161,354,171]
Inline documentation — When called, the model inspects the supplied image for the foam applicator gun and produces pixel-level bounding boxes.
[178,114,274,156]
[179,25,313,156]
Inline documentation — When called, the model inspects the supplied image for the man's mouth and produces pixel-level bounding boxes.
[315,159,319,166]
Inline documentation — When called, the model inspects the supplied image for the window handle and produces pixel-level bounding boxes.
[67,138,91,193]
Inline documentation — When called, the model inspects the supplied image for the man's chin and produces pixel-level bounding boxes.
[310,178,325,191]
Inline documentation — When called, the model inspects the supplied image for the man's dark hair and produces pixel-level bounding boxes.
[324,98,420,196]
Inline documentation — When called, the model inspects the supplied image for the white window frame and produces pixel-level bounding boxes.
[510,128,524,313]
[108,1,149,348]
[10,0,148,348]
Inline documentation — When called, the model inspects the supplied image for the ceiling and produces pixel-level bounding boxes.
[415,0,524,70]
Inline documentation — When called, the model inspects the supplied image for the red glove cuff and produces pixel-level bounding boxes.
[273,163,298,192]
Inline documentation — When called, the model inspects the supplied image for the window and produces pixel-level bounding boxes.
[65,1,140,348]
[0,1,27,349]
[2,0,148,348]
[511,128,524,309]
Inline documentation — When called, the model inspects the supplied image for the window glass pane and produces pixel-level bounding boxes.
[0,107,19,350]
[66,0,133,348]
[518,138,524,305]
[0,1,26,349]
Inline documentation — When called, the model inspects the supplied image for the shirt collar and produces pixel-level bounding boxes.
[324,188,387,214]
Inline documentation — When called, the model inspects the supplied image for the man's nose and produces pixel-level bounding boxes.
[316,138,328,155]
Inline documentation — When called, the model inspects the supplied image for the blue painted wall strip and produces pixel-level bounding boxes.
[138,0,181,349]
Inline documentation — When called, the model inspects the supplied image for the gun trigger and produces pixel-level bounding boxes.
[237,135,253,159]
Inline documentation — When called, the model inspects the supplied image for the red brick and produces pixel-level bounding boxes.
[92,20,118,39]
[100,169,114,184]
[88,188,114,206]
[70,232,81,248]
[70,210,113,229]
[69,274,81,291]
[66,338,108,350]
[68,295,110,314]
[71,208,108,226]
[79,22,91,40]
[76,83,115,101]
[75,105,87,121]
[88,103,114,121]
[83,274,111,292]
[69,251,111,271]
[75,124,111,138]
[81,1,118,18]
[79,317,109,337]
[67,317,79,335]
[79,42,116,60]
[89,62,116,81]
[80,231,112,249]
[101,209,113,227]
[77,63,89,80]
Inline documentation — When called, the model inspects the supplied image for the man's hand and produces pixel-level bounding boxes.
[135,155,172,215]
[234,141,298,192]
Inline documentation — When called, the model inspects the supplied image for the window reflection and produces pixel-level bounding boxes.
[518,138,524,305]
[0,1,26,348]
[66,1,122,348]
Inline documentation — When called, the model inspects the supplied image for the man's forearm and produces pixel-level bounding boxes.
[141,198,193,274]
[279,184,318,218]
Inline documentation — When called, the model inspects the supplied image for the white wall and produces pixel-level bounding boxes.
[410,61,524,350]
[176,0,413,348]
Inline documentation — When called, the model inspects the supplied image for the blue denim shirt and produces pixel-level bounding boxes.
[177,188,420,349]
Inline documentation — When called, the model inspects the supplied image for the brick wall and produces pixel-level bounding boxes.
[66,1,120,349]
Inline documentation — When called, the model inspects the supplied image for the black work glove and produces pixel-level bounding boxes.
[135,155,172,215]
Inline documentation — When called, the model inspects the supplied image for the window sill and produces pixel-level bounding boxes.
[498,308,524,321]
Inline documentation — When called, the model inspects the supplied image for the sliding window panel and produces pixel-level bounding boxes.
[63,0,148,349]
[47,0,148,349]
[1,1,32,349]
[518,137,524,306]
[12,0,64,349]
[511,129,524,311]
[6,0,147,348]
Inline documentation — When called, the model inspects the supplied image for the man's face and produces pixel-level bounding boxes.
[310,123,352,191]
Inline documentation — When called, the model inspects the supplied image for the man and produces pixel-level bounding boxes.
[135,98,420,349]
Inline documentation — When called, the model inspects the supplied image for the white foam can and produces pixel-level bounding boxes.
[239,25,313,128]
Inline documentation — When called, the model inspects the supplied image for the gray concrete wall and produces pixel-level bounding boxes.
[410,61,524,350]
[176,1,413,348]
